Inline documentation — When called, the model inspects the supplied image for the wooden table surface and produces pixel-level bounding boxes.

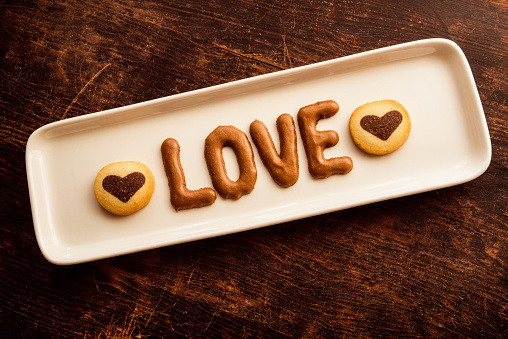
[1,0,507,337]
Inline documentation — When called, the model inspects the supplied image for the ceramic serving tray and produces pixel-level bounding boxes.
[26,38,491,264]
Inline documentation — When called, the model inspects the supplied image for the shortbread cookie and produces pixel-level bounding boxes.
[94,161,155,216]
[349,100,411,155]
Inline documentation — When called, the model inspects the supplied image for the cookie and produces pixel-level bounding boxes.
[249,113,299,188]
[204,125,257,200]
[349,100,411,155]
[94,161,155,216]
[161,138,216,211]
[297,100,353,179]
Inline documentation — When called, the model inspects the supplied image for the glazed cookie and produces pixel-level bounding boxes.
[298,100,353,179]
[161,138,216,211]
[349,100,411,155]
[250,113,299,188]
[94,161,155,216]
[204,125,257,200]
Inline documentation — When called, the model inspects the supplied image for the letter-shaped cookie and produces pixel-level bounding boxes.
[297,100,353,179]
[204,126,257,200]
[161,138,216,211]
[250,113,299,188]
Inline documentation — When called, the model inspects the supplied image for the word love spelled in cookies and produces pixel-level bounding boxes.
[161,100,354,211]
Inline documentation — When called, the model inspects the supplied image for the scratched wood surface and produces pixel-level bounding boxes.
[1,0,507,337]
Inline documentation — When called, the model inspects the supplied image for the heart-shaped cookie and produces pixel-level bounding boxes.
[102,172,146,202]
[360,110,403,141]
[94,161,155,216]
[349,100,411,155]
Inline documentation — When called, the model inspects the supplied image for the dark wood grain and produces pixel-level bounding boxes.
[1,0,507,338]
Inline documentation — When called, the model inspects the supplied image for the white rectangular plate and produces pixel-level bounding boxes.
[26,39,491,265]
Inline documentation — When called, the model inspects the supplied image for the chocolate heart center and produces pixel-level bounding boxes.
[102,172,146,202]
[360,110,403,141]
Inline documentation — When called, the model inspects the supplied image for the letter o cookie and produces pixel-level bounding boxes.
[204,125,257,200]
[94,161,155,216]
[349,100,411,155]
